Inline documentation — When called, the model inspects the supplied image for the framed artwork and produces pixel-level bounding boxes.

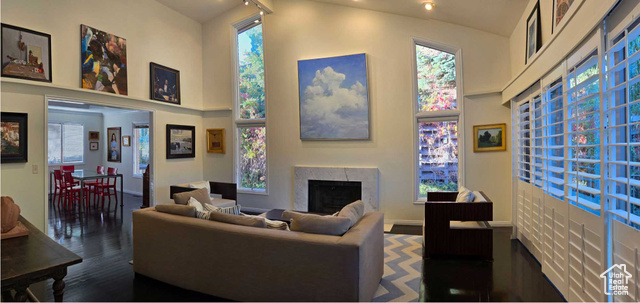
[89,142,99,151]
[166,124,195,159]
[206,128,225,153]
[1,23,52,82]
[552,0,580,34]
[107,127,121,162]
[88,131,100,141]
[150,62,180,105]
[525,1,541,65]
[1,112,28,163]
[473,123,507,153]
[81,24,127,95]
[122,135,131,147]
[298,53,369,140]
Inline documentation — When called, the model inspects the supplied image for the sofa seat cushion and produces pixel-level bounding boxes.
[284,211,351,236]
[173,188,211,206]
[156,204,196,217]
[337,200,365,227]
[209,212,266,228]
[210,198,236,208]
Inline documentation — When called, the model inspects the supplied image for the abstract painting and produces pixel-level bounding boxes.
[166,124,195,159]
[150,62,180,105]
[107,127,121,162]
[473,123,506,152]
[1,23,51,82]
[1,112,28,163]
[298,53,369,140]
[81,24,127,95]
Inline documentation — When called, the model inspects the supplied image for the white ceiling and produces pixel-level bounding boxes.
[48,100,147,115]
[311,0,529,37]
[156,0,243,23]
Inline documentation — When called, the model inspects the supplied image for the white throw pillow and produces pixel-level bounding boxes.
[456,186,475,202]
[187,197,212,219]
[189,181,211,193]
[203,203,241,215]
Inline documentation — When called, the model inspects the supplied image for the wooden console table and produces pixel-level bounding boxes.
[1,216,82,302]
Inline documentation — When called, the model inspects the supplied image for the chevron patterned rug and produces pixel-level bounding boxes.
[372,234,423,302]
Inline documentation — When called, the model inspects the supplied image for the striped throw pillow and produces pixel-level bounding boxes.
[203,204,241,215]
[187,197,211,219]
[241,213,289,231]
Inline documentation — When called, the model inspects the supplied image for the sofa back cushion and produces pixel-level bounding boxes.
[284,211,351,236]
[173,188,211,205]
[156,204,196,217]
[337,200,365,227]
[209,212,266,228]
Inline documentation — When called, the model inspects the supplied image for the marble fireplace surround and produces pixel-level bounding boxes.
[294,166,379,213]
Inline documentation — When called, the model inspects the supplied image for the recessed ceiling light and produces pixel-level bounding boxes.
[244,0,249,5]
[424,2,434,10]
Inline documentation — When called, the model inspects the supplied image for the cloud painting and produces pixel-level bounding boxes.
[298,53,369,140]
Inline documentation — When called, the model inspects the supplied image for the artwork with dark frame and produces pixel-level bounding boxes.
[473,123,507,153]
[107,127,121,162]
[150,62,180,105]
[525,1,542,65]
[1,23,52,82]
[166,124,195,159]
[207,128,225,153]
[1,112,28,163]
[88,131,100,141]
[89,142,99,151]
[552,0,576,34]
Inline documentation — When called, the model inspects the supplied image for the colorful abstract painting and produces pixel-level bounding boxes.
[81,24,127,95]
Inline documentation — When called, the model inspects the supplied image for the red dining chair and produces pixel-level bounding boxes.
[60,165,79,185]
[85,166,105,205]
[63,171,89,209]
[52,169,72,207]
[95,167,118,208]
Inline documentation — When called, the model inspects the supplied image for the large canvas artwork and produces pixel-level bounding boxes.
[298,53,369,140]
[1,24,51,82]
[166,125,195,159]
[81,24,127,95]
[1,112,28,163]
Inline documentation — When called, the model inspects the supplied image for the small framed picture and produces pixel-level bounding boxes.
[167,124,195,159]
[150,62,180,105]
[207,128,225,153]
[122,135,131,147]
[1,23,52,82]
[525,0,541,64]
[89,131,100,141]
[107,127,121,162]
[1,112,28,163]
[473,123,507,153]
[89,142,99,151]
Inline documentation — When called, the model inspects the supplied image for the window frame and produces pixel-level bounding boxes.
[232,14,268,195]
[132,123,149,178]
[47,121,85,165]
[411,37,465,203]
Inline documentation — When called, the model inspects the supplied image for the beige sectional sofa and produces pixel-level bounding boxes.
[132,207,384,302]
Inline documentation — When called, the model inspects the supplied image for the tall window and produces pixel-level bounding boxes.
[48,122,84,164]
[543,78,565,200]
[235,17,267,193]
[518,101,531,182]
[532,95,544,188]
[414,41,461,200]
[133,124,149,176]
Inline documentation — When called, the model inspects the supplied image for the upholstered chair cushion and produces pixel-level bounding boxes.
[173,188,211,206]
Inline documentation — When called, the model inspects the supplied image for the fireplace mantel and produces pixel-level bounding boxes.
[294,166,379,213]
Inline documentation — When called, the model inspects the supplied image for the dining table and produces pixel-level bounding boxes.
[49,169,124,209]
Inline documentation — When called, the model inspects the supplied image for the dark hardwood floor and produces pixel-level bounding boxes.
[29,196,565,302]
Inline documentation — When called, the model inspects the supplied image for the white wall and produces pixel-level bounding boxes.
[47,111,104,171]
[103,111,150,195]
[201,0,513,223]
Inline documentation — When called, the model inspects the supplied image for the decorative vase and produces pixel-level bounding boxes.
[1,196,21,233]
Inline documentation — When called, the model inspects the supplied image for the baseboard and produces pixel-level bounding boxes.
[385,219,512,227]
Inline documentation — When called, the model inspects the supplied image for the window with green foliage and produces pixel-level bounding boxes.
[133,124,149,177]
[235,18,267,192]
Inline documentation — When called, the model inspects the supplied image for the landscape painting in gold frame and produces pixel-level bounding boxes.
[473,123,506,153]
[207,128,225,153]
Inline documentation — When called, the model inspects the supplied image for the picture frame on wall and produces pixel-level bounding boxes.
[1,112,28,163]
[89,142,99,151]
[150,62,180,105]
[81,24,127,95]
[525,1,542,65]
[166,124,195,159]
[89,131,100,141]
[1,23,52,83]
[122,135,131,147]
[473,123,507,153]
[107,127,121,162]
[206,128,225,154]
[552,0,582,34]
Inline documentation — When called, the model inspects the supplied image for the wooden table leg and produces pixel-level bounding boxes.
[53,270,67,302]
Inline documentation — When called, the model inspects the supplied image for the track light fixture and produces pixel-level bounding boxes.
[241,0,269,15]
[244,0,249,5]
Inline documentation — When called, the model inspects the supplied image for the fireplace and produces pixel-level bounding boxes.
[308,180,362,214]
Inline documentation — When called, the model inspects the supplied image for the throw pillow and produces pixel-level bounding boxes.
[284,211,351,236]
[189,181,211,193]
[209,212,266,228]
[203,203,241,215]
[241,213,290,230]
[456,186,475,202]
[173,188,211,206]
[338,200,365,227]
[187,197,211,219]
[155,204,196,217]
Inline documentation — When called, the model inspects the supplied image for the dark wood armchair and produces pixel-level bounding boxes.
[423,191,493,260]
[169,181,237,203]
